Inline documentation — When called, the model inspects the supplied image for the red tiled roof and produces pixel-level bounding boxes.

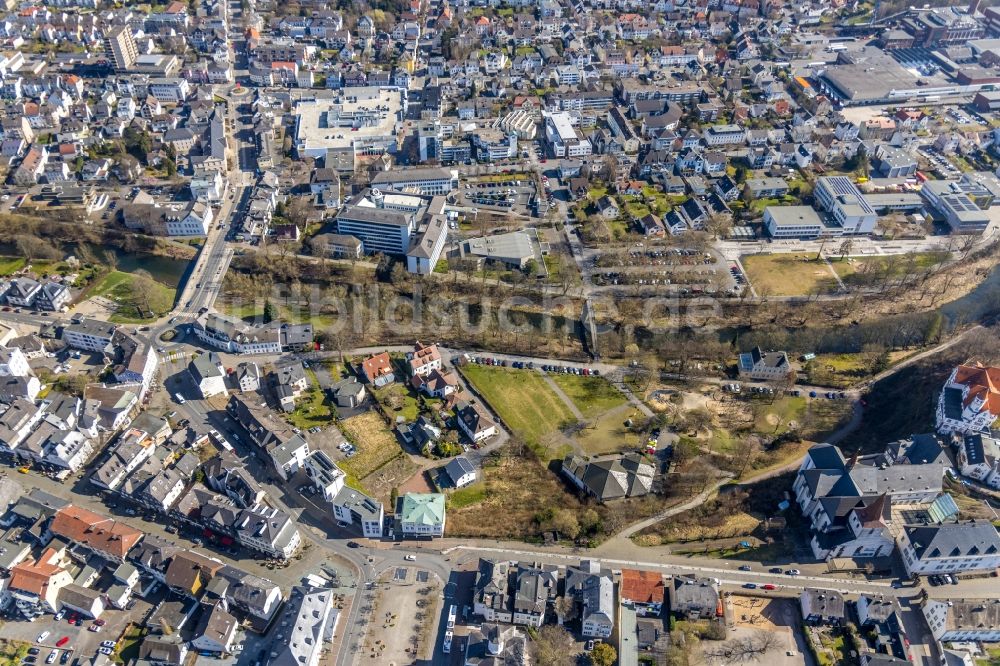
[9,549,64,596]
[362,352,393,381]
[954,364,1000,416]
[49,505,143,560]
[621,569,664,604]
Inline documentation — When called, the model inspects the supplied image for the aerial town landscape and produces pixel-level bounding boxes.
[1,0,1000,664]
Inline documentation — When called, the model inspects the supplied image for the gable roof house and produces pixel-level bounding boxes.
[8,548,73,617]
[360,352,394,387]
[48,505,143,563]
[456,401,498,443]
[189,352,227,399]
[444,456,476,488]
[407,341,442,377]
[163,551,226,598]
[565,561,615,639]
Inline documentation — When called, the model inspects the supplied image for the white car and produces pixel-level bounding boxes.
[404,554,416,561]
[54,610,66,621]
[100,642,116,649]
[98,648,113,656]
[46,653,56,664]
[37,631,50,642]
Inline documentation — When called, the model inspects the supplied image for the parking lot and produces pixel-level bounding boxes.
[363,567,440,664]
[459,175,538,215]
[0,592,153,666]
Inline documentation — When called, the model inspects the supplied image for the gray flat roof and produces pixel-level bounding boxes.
[463,231,535,261]
[336,205,412,227]
[766,205,823,227]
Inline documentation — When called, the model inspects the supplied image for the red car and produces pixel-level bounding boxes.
[761,584,777,591]
[56,638,69,648]
[93,619,106,627]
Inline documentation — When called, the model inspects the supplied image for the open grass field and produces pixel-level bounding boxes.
[573,404,646,455]
[0,257,26,276]
[91,270,175,323]
[339,411,407,481]
[550,374,628,418]
[741,253,840,296]
[460,364,575,458]
[830,251,950,286]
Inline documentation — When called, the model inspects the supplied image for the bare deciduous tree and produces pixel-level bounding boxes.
[703,630,779,664]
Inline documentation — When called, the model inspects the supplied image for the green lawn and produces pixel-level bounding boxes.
[373,382,422,422]
[286,370,336,429]
[550,374,627,418]
[573,404,647,455]
[0,257,26,276]
[460,364,575,459]
[114,627,145,665]
[447,483,487,509]
[751,396,809,436]
[91,270,175,323]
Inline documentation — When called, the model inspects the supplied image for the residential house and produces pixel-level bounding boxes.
[444,456,476,488]
[267,585,335,666]
[7,548,73,617]
[621,569,665,617]
[191,601,238,654]
[407,342,442,377]
[668,576,719,620]
[456,402,497,443]
[800,589,846,624]
[561,454,654,502]
[398,492,446,538]
[512,563,556,628]
[411,368,459,399]
[897,521,1000,576]
[737,346,791,381]
[566,561,614,638]
[955,433,1000,489]
[360,352,394,387]
[48,505,143,563]
[189,352,227,399]
[330,487,384,538]
[923,598,1000,642]
[474,559,512,624]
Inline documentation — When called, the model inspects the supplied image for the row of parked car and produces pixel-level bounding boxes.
[464,355,600,376]
[928,573,961,586]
